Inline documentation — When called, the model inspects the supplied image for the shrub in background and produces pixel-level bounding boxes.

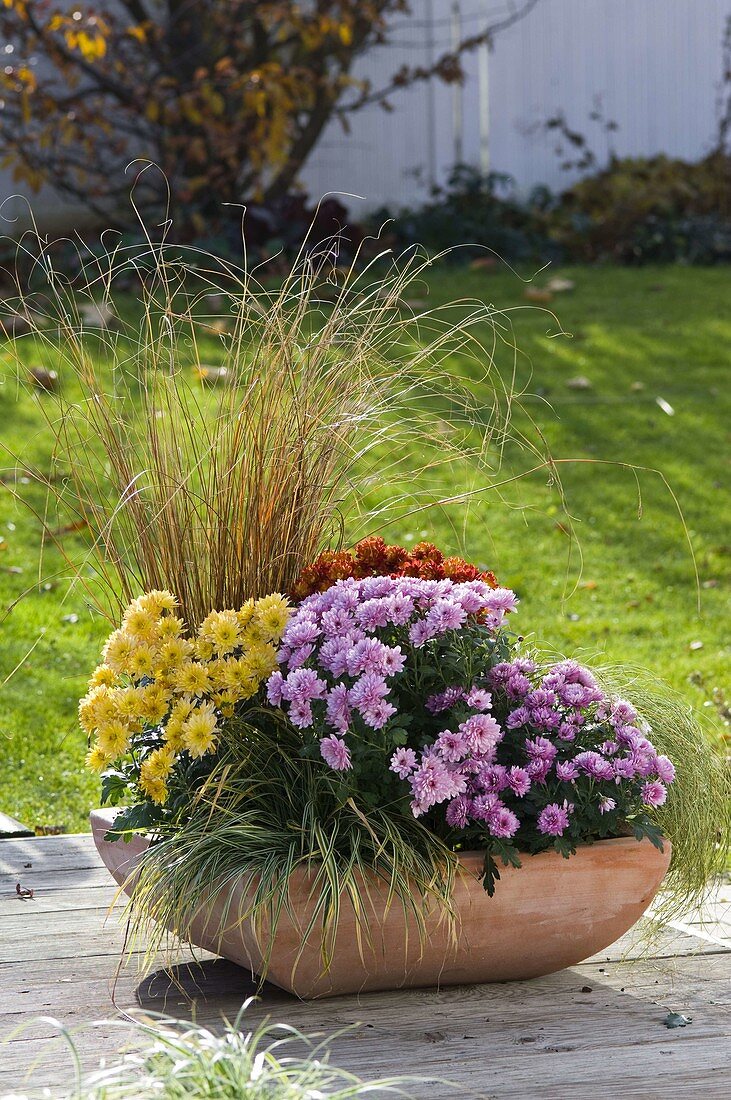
[378,154,731,266]
[551,152,731,263]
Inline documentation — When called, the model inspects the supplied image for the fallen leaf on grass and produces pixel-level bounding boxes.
[546,277,575,293]
[61,613,79,624]
[655,397,675,416]
[524,287,554,303]
[28,367,59,393]
[50,519,89,537]
[689,640,704,651]
[565,376,593,390]
[195,365,230,386]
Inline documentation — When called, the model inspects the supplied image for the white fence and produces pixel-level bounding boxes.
[303,0,730,213]
[0,0,728,231]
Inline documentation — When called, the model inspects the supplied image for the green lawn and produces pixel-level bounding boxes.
[0,264,729,831]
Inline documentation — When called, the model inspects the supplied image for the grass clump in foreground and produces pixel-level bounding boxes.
[18,1007,417,1098]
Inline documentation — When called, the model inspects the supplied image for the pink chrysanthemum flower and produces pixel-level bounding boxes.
[641,780,667,807]
[465,686,492,711]
[507,765,531,797]
[537,802,571,836]
[488,805,520,838]
[390,747,418,779]
[319,735,352,771]
[435,729,469,763]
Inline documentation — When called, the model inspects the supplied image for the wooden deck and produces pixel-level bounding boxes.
[1,834,729,1099]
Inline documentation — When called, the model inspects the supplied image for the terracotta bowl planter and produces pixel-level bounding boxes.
[91,808,670,999]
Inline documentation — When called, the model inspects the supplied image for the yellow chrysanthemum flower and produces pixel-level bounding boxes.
[79,685,118,734]
[85,744,112,773]
[163,700,194,749]
[157,614,186,641]
[123,605,159,642]
[254,593,291,641]
[158,637,194,670]
[138,590,178,615]
[239,621,269,647]
[220,657,258,697]
[163,720,186,751]
[242,642,278,681]
[114,686,146,721]
[204,658,229,691]
[96,719,130,758]
[89,664,117,689]
[212,692,237,718]
[138,770,168,805]
[194,637,215,662]
[102,630,136,674]
[174,661,210,697]
[128,644,156,680]
[183,704,219,758]
[142,746,175,781]
[139,684,172,725]
[236,599,256,632]
[210,614,241,655]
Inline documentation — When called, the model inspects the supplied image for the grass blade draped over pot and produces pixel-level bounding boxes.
[592,663,731,923]
[126,710,460,981]
[3,232,535,626]
[123,663,730,982]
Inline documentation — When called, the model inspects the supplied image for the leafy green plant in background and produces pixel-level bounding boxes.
[376,164,558,265]
[379,154,731,266]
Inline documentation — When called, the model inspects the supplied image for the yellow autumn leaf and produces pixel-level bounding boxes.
[338,23,353,46]
[78,32,107,61]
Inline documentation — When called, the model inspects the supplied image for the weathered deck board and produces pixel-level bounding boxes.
[1,834,729,1098]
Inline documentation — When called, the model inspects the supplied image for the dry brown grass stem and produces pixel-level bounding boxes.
[3,228,531,626]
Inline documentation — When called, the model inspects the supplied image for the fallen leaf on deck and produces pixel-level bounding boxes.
[663,1012,692,1028]
[15,883,33,899]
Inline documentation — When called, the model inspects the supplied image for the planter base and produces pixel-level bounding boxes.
[91,809,670,999]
